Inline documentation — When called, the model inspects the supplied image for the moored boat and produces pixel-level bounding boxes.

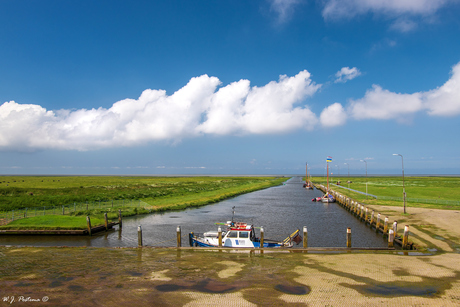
[189,208,302,248]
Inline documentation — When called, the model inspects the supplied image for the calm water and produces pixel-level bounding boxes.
[0,177,388,248]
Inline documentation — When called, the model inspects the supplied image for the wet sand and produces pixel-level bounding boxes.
[1,206,459,306]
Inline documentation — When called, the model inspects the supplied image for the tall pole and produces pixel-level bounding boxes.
[344,163,350,189]
[393,154,406,214]
[361,160,368,199]
[306,162,308,184]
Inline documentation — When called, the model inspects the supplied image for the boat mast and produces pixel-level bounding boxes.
[326,161,329,192]
[306,162,308,184]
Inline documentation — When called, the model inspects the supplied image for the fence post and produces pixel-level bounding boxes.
[12,210,14,221]
[303,226,308,248]
[62,206,65,215]
[104,213,108,231]
[177,226,181,247]
[138,226,143,247]
[87,216,92,236]
[118,210,122,229]
[346,228,352,248]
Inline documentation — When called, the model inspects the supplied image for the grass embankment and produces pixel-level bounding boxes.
[0,176,286,229]
[310,176,460,210]
[0,216,106,230]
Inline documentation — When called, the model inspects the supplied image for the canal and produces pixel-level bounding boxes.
[1,177,388,248]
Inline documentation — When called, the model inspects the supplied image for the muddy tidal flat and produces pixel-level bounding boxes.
[1,246,460,306]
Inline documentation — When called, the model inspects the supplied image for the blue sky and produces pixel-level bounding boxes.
[1,0,460,175]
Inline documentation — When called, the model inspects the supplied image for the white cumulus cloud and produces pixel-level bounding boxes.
[335,67,361,83]
[347,61,460,120]
[0,71,321,152]
[320,103,347,127]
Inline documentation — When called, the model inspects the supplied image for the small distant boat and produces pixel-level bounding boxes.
[304,162,313,190]
[321,193,336,203]
[189,207,302,248]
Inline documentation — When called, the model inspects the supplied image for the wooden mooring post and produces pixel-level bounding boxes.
[260,226,264,248]
[388,229,394,248]
[376,213,381,232]
[303,226,308,248]
[104,213,108,231]
[118,210,122,229]
[176,226,181,247]
[370,210,375,226]
[346,228,352,248]
[403,225,410,249]
[218,227,222,247]
[138,225,143,247]
[383,217,389,235]
[86,216,92,236]
[393,221,398,237]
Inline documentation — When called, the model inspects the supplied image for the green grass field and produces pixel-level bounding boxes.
[0,215,106,230]
[310,176,460,210]
[0,176,286,229]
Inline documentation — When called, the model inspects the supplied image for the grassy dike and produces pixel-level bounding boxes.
[0,176,287,230]
[310,176,460,210]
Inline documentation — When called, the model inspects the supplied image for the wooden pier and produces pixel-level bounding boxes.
[315,183,414,250]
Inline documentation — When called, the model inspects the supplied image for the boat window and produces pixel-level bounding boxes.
[227,231,238,238]
[239,231,249,238]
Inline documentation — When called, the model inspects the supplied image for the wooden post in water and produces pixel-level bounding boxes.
[388,229,394,248]
[393,221,398,237]
[176,226,181,247]
[365,207,369,224]
[346,228,352,248]
[370,210,375,226]
[361,206,365,221]
[87,216,92,236]
[260,226,264,248]
[376,213,381,232]
[218,227,222,247]
[303,226,308,248]
[403,225,410,249]
[138,225,143,247]
[118,210,122,229]
[104,213,108,231]
[383,217,389,235]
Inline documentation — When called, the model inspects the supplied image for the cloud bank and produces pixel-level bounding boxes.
[0,71,320,151]
[1,62,460,152]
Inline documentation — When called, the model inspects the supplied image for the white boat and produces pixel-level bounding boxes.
[189,208,302,248]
